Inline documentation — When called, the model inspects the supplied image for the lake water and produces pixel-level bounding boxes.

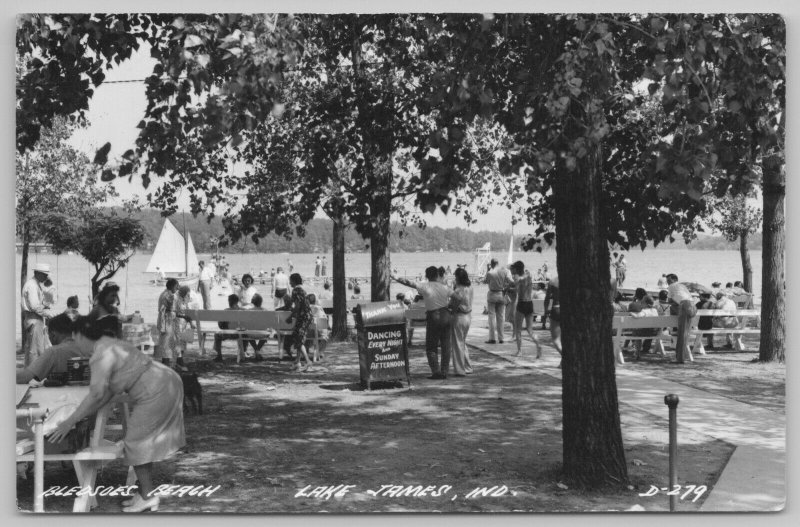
[15,249,762,338]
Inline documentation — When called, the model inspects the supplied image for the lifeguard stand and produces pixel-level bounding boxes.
[473,242,492,282]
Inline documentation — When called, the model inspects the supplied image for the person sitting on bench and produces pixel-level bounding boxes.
[213,294,241,362]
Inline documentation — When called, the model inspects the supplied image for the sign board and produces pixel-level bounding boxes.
[354,301,411,390]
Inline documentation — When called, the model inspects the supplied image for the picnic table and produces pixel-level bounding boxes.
[16,386,133,512]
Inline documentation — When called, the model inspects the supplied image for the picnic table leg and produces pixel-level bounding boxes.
[277,335,285,360]
[692,334,706,355]
[32,416,45,513]
[656,335,667,356]
[613,334,625,365]
[734,335,745,351]
[71,460,98,512]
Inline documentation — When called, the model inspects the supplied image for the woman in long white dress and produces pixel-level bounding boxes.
[449,268,474,376]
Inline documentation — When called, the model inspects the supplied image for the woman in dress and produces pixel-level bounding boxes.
[448,267,474,376]
[510,261,542,358]
[286,273,313,371]
[156,278,178,365]
[172,285,194,367]
[48,314,186,513]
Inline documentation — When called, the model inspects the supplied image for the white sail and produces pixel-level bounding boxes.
[146,219,199,275]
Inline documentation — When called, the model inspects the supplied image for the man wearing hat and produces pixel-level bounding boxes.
[21,263,53,366]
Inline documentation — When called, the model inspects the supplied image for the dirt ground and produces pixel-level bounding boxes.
[18,328,780,514]
[620,335,785,414]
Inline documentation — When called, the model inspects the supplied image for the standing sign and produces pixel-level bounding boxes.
[354,301,411,390]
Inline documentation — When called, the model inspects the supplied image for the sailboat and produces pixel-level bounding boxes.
[146,219,200,287]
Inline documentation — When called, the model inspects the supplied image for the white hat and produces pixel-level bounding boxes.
[33,263,50,275]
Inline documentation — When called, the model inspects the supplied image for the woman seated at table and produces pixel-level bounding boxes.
[48,314,186,513]
[90,282,134,338]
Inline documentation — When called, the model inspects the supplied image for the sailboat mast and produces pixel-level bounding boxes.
[508,223,514,265]
[183,211,188,277]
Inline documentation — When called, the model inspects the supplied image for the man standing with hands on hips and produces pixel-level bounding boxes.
[21,262,53,366]
[485,258,513,344]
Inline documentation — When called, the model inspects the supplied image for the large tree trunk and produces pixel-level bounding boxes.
[739,231,753,293]
[554,147,628,488]
[370,205,391,302]
[759,156,785,362]
[331,218,348,340]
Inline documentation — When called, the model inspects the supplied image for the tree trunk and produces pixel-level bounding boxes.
[370,207,391,302]
[759,156,785,362]
[331,218,348,340]
[554,147,628,488]
[739,232,753,293]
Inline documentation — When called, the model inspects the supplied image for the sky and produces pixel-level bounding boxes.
[69,44,533,236]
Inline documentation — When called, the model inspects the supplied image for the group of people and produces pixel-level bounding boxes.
[210,271,321,371]
[392,266,474,379]
[391,258,564,378]
[613,273,742,352]
[483,259,558,356]
[19,265,185,513]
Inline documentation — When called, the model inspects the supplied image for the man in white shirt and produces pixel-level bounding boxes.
[393,266,453,379]
[21,263,53,366]
[666,273,693,315]
[273,266,290,308]
[198,260,215,309]
[485,258,513,344]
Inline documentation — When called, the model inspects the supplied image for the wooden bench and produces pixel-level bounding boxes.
[612,315,681,364]
[689,309,761,354]
[190,309,328,362]
[404,306,426,345]
[318,299,361,334]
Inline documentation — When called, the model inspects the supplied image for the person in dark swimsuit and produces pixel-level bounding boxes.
[543,275,562,365]
[510,261,542,358]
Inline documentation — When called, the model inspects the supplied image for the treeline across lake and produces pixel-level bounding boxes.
[108,208,764,254]
[129,208,520,254]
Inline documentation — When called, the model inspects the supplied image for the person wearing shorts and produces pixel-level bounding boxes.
[510,261,542,357]
[273,266,290,308]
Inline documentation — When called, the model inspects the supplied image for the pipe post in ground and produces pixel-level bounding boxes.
[664,394,680,512]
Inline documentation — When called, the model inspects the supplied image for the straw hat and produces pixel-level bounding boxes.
[33,263,50,275]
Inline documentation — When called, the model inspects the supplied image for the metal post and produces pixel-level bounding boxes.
[664,394,679,512]
[18,408,48,513]
[33,416,44,513]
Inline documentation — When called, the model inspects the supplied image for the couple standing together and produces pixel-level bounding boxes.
[392,267,473,380]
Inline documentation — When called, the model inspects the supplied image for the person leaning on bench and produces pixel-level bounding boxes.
[213,294,241,362]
